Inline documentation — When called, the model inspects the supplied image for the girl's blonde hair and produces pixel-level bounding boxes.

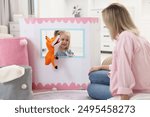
[102,3,139,39]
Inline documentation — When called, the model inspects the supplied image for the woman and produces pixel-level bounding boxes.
[87,3,150,100]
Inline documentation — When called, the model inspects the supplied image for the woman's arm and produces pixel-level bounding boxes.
[89,65,110,73]
[101,65,110,70]
[114,32,135,97]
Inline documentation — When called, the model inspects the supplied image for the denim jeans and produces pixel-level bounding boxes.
[87,70,112,100]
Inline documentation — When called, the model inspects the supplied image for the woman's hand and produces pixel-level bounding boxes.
[89,66,101,73]
[89,65,110,74]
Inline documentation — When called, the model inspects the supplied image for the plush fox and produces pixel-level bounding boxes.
[45,35,60,69]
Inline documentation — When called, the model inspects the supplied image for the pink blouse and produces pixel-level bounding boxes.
[109,31,150,96]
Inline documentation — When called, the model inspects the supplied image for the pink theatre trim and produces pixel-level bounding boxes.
[24,18,99,24]
[32,82,88,90]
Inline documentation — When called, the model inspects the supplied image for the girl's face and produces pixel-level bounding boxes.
[60,34,70,50]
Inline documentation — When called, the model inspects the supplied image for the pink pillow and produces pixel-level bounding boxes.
[0,37,29,66]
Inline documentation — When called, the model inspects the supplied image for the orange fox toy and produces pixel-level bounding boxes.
[45,35,60,69]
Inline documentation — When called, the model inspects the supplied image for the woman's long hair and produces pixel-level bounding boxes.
[102,3,139,39]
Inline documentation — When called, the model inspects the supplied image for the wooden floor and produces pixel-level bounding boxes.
[32,90,91,100]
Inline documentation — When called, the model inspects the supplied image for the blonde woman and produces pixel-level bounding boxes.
[55,31,74,57]
[88,3,150,100]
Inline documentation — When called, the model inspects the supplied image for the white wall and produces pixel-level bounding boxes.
[38,0,66,17]
[37,0,88,17]
[139,21,150,41]
[18,0,28,17]
[65,0,88,17]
